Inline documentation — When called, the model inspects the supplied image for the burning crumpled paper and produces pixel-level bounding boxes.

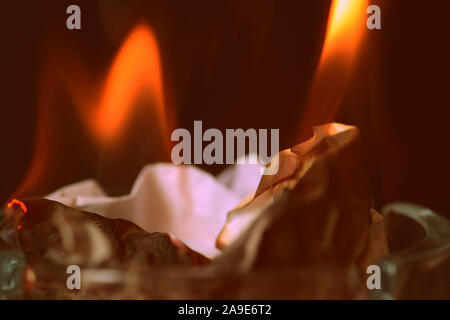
[46,123,388,273]
[46,159,263,259]
[216,123,388,272]
[8,122,389,299]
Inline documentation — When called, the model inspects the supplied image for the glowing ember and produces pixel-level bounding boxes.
[7,199,28,214]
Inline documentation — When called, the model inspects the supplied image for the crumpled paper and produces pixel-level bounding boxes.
[46,161,263,259]
[216,123,387,272]
[6,198,211,268]
[45,123,387,272]
[3,122,392,299]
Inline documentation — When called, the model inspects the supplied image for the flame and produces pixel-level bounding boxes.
[322,0,368,59]
[298,0,368,139]
[13,24,171,197]
[94,25,168,144]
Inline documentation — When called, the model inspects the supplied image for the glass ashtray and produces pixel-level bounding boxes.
[1,202,449,300]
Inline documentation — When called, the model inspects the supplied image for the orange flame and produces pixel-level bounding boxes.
[94,25,168,145]
[13,24,171,197]
[298,0,368,139]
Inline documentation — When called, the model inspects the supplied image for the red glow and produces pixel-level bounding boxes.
[7,199,28,214]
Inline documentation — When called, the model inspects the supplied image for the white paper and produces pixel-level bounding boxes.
[46,161,263,259]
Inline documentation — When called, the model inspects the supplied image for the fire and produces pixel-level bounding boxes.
[217,1,369,250]
[13,24,171,197]
[95,25,168,145]
[322,0,368,58]
[298,0,368,139]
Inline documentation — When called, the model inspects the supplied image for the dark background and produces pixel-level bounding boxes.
[1,1,450,218]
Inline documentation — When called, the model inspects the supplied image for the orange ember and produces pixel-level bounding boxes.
[7,199,28,214]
